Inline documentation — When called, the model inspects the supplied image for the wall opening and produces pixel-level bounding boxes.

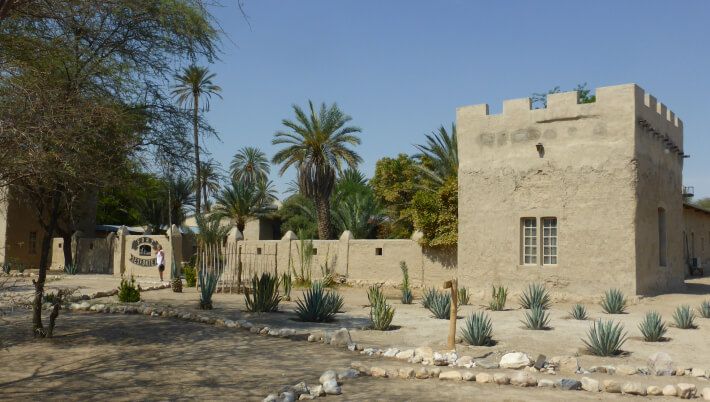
[658,208,667,267]
[256,247,262,255]
[312,248,318,255]
[139,244,151,256]
[375,247,383,256]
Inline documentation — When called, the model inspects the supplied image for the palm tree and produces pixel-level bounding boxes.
[332,187,383,239]
[198,159,222,212]
[272,101,362,239]
[413,123,458,188]
[172,65,222,215]
[212,179,277,233]
[230,146,270,186]
[168,176,196,225]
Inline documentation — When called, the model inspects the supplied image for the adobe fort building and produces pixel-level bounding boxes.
[457,83,710,296]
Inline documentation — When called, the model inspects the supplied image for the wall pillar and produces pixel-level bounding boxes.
[113,226,128,277]
[279,231,297,276]
[337,230,352,277]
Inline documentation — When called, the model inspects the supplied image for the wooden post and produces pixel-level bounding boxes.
[444,279,458,350]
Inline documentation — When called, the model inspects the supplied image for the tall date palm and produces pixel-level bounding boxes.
[413,123,458,188]
[230,146,270,186]
[272,101,361,239]
[172,65,222,214]
[198,159,222,212]
[212,179,277,233]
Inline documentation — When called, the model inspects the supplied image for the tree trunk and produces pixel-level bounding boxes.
[315,196,332,240]
[193,97,202,216]
[62,234,73,268]
[33,188,61,337]
[203,183,209,212]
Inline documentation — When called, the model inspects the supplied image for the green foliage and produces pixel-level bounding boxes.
[522,306,550,330]
[570,304,588,320]
[16,263,25,273]
[43,292,57,304]
[600,288,627,314]
[63,263,78,275]
[319,253,336,288]
[295,282,344,322]
[426,290,451,319]
[195,214,230,247]
[244,273,281,312]
[700,300,710,318]
[489,285,507,311]
[370,154,418,238]
[400,262,413,304]
[370,294,395,330]
[281,272,292,301]
[460,311,494,346]
[672,305,696,329]
[693,197,710,210]
[230,146,270,186]
[212,178,277,232]
[532,83,596,109]
[639,311,667,342]
[294,234,314,285]
[183,264,196,287]
[331,177,383,239]
[413,123,458,187]
[118,276,140,303]
[519,283,551,310]
[198,265,221,310]
[410,177,458,247]
[421,287,437,309]
[582,319,627,356]
[1,263,10,274]
[367,284,384,307]
[279,194,318,238]
[457,286,470,306]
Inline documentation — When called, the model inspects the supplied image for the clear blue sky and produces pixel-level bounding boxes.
[201,1,710,199]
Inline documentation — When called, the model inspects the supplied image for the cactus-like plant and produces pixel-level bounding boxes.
[457,286,470,306]
[570,304,588,320]
[582,319,627,356]
[639,311,667,342]
[295,281,344,322]
[421,287,437,309]
[367,284,384,306]
[672,305,696,329]
[489,285,507,311]
[281,272,292,301]
[1,263,10,274]
[245,273,282,312]
[370,295,395,330]
[460,311,493,346]
[522,306,550,330]
[699,300,710,319]
[63,263,79,275]
[426,290,451,319]
[600,288,627,314]
[400,262,413,304]
[519,283,551,310]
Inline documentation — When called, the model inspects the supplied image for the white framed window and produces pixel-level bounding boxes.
[521,218,537,265]
[542,217,558,265]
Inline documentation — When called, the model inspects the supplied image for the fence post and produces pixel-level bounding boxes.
[444,279,458,350]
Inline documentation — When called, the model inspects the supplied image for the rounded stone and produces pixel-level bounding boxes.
[500,352,532,369]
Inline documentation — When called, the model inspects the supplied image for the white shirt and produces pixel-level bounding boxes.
[156,250,165,266]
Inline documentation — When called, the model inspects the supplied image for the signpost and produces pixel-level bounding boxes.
[444,278,458,350]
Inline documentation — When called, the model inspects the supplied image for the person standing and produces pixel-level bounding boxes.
[156,245,165,282]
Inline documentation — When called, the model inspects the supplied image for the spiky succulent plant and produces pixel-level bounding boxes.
[426,290,451,319]
[639,311,667,342]
[489,285,507,311]
[460,311,493,346]
[457,286,470,306]
[600,288,627,314]
[522,306,550,330]
[570,304,588,320]
[582,319,627,356]
[244,273,281,312]
[699,300,710,319]
[370,296,395,330]
[519,283,551,310]
[295,281,344,322]
[672,305,696,329]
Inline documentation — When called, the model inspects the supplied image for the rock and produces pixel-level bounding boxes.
[677,383,697,399]
[298,394,315,401]
[662,385,677,396]
[692,368,709,378]
[319,370,337,384]
[350,362,370,375]
[549,356,579,374]
[590,365,615,375]
[621,382,646,396]
[330,328,351,347]
[322,379,341,395]
[347,343,357,351]
[433,352,448,366]
[250,327,260,334]
[415,368,430,379]
[647,385,662,396]
[538,379,555,388]
[337,369,359,380]
[395,349,414,360]
[279,328,296,337]
[307,334,317,342]
[475,372,494,383]
[455,355,473,367]
[291,382,309,396]
[280,391,296,402]
[616,365,637,376]
[500,352,531,369]
[409,355,423,364]
[383,348,400,358]
[510,371,536,387]
[309,385,325,397]
[414,346,434,361]
[702,387,710,401]
[557,378,581,391]
[474,359,499,369]
[78,301,91,310]
[493,373,510,385]
[602,380,622,393]
[398,368,415,379]
[439,370,463,381]
[370,367,388,378]
[581,377,600,392]
[533,354,546,370]
[263,393,278,402]
[427,367,441,378]
[462,371,475,381]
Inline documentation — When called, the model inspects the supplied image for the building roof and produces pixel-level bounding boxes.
[683,202,710,216]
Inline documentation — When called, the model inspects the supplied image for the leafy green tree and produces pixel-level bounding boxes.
[279,194,318,239]
[411,177,458,247]
[212,179,277,233]
[371,154,419,238]
[230,146,270,186]
[197,159,223,212]
[272,101,362,239]
[172,65,222,215]
[414,124,458,187]
[532,82,596,109]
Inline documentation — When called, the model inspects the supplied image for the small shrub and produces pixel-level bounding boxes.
[400,261,413,304]
[489,285,507,311]
[522,306,550,330]
[426,290,451,319]
[16,263,25,273]
[699,300,710,319]
[198,265,222,310]
[370,296,395,330]
[295,282,344,322]
[421,287,437,309]
[184,265,196,287]
[63,263,79,275]
[519,283,551,310]
[43,292,57,304]
[118,276,140,303]
[570,304,588,320]
[457,286,470,306]
[672,305,696,329]
[367,284,383,306]
[245,273,281,312]
[2,263,10,274]
[281,272,292,301]
[639,311,667,342]
[460,311,493,346]
[582,319,627,356]
[601,288,627,314]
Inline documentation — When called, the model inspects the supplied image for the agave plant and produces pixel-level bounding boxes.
[519,283,551,310]
[699,300,710,319]
[400,262,413,304]
[1,263,10,274]
[672,305,696,329]
[281,272,292,301]
[370,296,395,330]
[601,288,627,314]
[489,285,507,311]
[295,282,344,322]
[582,319,627,356]
[245,273,281,312]
[522,306,550,330]
[421,287,437,309]
[570,304,588,320]
[457,286,470,306]
[639,311,667,342]
[460,311,493,346]
[367,284,384,306]
[63,263,79,275]
[426,290,451,319]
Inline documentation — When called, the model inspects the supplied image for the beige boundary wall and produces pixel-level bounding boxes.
[683,204,710,269]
